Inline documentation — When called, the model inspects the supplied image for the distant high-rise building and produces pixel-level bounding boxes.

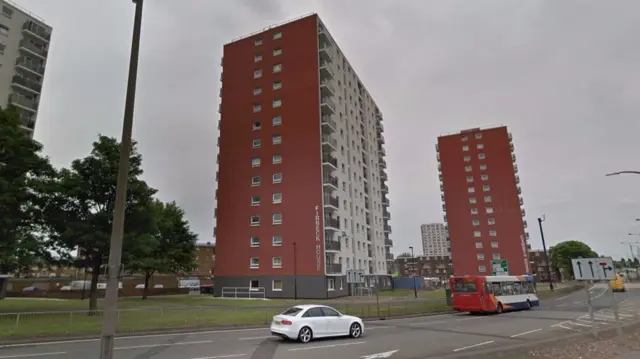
[0,1,52,136]
[420,223,449,257]
[437,126,530,276]
[214,14,392,299]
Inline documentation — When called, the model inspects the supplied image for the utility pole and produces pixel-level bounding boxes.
[99,1,144,358]
[409,246,417,298]
[537,215,554,291]
[293,242,298,300]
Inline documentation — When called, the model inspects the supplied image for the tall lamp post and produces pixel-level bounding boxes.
[99,1,144,358]
[409,246,418,298]
[293,242,298,300]
[537,215,554,291]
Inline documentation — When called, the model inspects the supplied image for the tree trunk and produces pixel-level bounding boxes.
[142,272,151,300]
[88,264,100,315]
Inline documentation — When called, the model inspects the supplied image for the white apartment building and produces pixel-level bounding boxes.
[421,223,450,257]
[0,0,52,136]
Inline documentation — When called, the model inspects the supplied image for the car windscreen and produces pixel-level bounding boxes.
[280,307,303,316]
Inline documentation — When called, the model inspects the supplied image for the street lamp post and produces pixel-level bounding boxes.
[409,246,417,298]
[99,1,144,358]
[293,242,298,300]
[537,215,554,291]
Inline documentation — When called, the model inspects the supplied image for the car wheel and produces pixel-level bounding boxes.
[349,322,362,338]
[298,326,313,343]
[497,303,504,314]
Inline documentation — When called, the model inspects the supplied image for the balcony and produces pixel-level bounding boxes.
[320,80,335,97]
[9,94,38,112]
[523,220,528,228]
[321,134,337,151]
[384,238,393,247]
[521,208,526,217]
[380,170,388,181]
[319,61,335,81]
[442,204,446,212]
[320,97,336,115]
[386,252,394,260]
[379,147,386,156]
[22,21,51,42]
[322,175,339,189]
[382,210,390,220]
[381,184,389,193]
[435,144,439,152]
[525,232,530,240]
[19,40,47,59]
[378,133,386,144]
[380,158,387,169]
[517,186,522,195]
[322,154,338,170]
[324,217,340,230]
[326,263,342,275]
[382,197,390,207]
[325,239,341,252]
[15,57,45,76]
[508,132,513,142]
[441,194,445,202]
[318,25,331,46]
[321,115,337,132]
[11,75,42,94]
[519,196,524,206]
[384,224,392,233]
[323,196,339,211]
[377,121,384,132]
[512,154,516,162]
[514,164,519,173]
[515,175,520,184]
[510,143,514,152]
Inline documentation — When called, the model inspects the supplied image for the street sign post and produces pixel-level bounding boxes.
[492,259,509,276]
[571,256,621,337]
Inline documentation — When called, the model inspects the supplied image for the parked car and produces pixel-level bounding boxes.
[270,304,364,343]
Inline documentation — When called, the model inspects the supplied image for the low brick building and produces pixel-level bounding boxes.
[396,255,454,280]
[528,249,560,283]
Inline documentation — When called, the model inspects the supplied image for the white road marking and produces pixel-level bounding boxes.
[0,354,66,359]
[592,288,608,300]
[510,328,542,338]
[115,340,212,350]
[288,341,366,351]
[456,316,483,322]
[568,321,592,327]
[556,304,568,307]
[551,320,577,331]
[191,355,247,359]
[573,301,583,304]
[361,349,399,359]
[555,295,570,300]
[452,340,495,352]
[238,336,272,341]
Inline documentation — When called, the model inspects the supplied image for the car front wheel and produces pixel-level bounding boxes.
[298,327,313,343]
[350,322,362,338]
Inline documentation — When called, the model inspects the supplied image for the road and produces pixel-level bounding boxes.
[0,283,638,359]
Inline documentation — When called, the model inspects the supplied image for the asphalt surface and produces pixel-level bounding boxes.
[1,283,638,359]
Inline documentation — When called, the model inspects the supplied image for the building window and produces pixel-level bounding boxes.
[472,219,480,226]
[491,241,499,248]
[250,280,260,290]
[273,32,282,39]
[475,241,483,248]
[272,213,282,224]
[461,135,468,141]
[480,164,487,171]
[489,230,497,236]
[251,195,260,206]
[252,138,261,149]
[252,157,261,167]
[272,235,282,246]
[272,256,282,268]
[492,253,501,260]
[327,278,335,291]
[272,135,282,145]
[467,176,473,183]
[478,153,486,160]
[250,216,260,226]
[478,265,486,272]
[273,81,282,90]
[486,207,494,214]
[255,38,263,46]
[273,64,282,73]
[253,104,262,113]
[488,218,495,225]
[481,174,488,181]
[464,156,471,162]
[251,176,260,186]
[272,173,282,183]
[254,53,263,62]
[253,120,261,130]
[468,187,475,193]
[272,99,282,108]
[272,280,283,291]
[484,196,492,203]
[475,133,483,139]
[273,154,282,164]
[471,208,478,215]
[483,185,490,192]
[250,236,259,247]
[254,69,262,78]
[272,116,282,126]
[273,47,282,56]
[250,257,259,268]
[465,165,472,172]
[477,253,484,260]
[474,231,481,237]
[477,143,484,149]
[469,197,477,204]
[253,87,262,95]
[272,192,282,204]
[462,145,469,151]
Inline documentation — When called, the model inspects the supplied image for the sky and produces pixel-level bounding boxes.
[13,0,640,259]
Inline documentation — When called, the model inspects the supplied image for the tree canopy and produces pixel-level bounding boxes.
[549,240,598,278]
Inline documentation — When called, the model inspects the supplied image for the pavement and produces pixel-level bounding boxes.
[0,283,638,359]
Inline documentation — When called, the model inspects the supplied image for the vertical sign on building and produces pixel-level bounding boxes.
[314,206,322,271]
[520,235,530,274]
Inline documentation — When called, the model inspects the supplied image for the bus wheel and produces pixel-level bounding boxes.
[526,300,532,310]
[497,303,504,314]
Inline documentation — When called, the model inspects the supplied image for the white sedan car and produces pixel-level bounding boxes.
[270,304,364,343]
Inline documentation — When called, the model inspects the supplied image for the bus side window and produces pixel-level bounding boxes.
[484,281,492,294]
[491,282,502,296]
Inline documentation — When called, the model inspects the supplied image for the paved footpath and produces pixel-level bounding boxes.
[0,284,636,359]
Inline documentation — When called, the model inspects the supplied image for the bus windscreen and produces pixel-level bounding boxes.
[453,278,477,293]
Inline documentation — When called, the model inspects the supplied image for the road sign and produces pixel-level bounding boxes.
[571,257,616,281]
[492,259,509,275]
[346,269,364,284]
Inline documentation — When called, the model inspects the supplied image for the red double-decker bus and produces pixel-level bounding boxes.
[449,275,539,314]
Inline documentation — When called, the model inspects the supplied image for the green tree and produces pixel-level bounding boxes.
[617,258,628,269]
[549,240,598,278]
[0,106,56,277]
[129,200,197,299]
[43,135,157,311]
